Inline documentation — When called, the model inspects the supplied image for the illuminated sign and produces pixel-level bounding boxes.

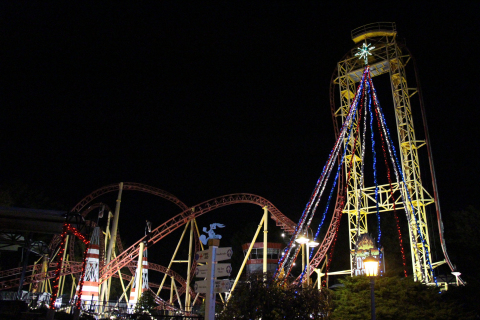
[351,234,383,276]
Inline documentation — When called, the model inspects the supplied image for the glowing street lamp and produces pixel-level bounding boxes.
[364,255,379,277]
[452,271,461,286]
[295,234,319,286]
[306,239,319,286]
[363,255,378,320]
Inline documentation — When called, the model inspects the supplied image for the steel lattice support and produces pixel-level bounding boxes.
[386,38,433,283]
[336,53,369,272]
[332,22,435,283]
[99,193,296,283]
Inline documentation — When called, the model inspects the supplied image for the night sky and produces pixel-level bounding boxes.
[2,2,479,276]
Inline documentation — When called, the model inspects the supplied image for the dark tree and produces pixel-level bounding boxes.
[218,272,332,320]
[331,275,477,320]
[134,291,157,314]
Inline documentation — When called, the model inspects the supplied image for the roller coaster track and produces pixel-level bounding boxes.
[17,186,295,302]
[0,261,190,299]
[100,193,296,283]
[0,262,82,291]
[71,182,189,213]
[49,182,189,265]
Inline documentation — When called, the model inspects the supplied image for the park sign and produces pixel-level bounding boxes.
[194,245,232,320]
[351,234,383,276]
[195,263,232,278]
[195,247,233,263]
[194,249,210,263]
[194,279,232,294]
[215,247,233,261]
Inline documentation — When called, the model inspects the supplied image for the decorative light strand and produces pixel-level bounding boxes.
[294,68,370,284]
[275,68,369,280]
[48,223,91,310]
[303,75,368,284]
[355,73,369,254]
[369,76,437,286]
[49,223,68,310]
[365,79,383,275]
[325,67,368,277]
[369,80,407,277]
[370,80,420,268]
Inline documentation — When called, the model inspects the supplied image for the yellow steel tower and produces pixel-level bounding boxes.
[331,22,436,283]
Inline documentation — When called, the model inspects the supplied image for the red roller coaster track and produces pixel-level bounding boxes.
[0,261,191,300]
[100,193,296,283]
[71,182,189,213]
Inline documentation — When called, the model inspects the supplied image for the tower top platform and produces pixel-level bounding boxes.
[351,22,397,43]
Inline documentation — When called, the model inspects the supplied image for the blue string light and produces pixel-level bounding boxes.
[366,77,382,275]
[285,68,370,283]
[369,77,437,286]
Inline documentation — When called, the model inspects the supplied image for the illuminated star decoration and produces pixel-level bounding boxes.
[355,42,375,65]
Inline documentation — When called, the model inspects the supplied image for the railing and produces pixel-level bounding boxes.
[351,22,396,40]
[1,293,204,319]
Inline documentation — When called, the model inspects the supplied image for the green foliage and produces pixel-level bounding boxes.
[134,291,157,314]
[218,272,332,320]
[331,275,477,320]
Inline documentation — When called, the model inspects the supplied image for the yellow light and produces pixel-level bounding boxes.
[295,236,309,244]
[363,256,378,277]
[309,240,319,247]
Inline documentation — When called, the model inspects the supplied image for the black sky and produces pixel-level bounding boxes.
[2,2,480,266]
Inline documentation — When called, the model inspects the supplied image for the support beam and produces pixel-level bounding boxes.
[17,233,31,298]
[228,214,265,301]
[135,241,145,301]
[114,278,133,307]
[185,219,194,312]
[100,182,123,304]
[263,206,268,274]
[58,236,69,296]
[169,277,174,304]
[157,221,189,296]
[41,255,49,292]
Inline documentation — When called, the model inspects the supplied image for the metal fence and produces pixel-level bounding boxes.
[0,291,204,319]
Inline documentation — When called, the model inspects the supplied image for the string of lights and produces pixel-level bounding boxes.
[366,79,383,276]
[275,69,366,280]
[278,63,434,286]
[48,222,91,310]
[285,67,370,283]
[48,223,68,310]
[368,79,407,277]
[369,76,437,286]
[356,75,369,241]
[325,67,368,277]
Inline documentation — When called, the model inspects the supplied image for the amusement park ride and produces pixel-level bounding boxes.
[0,22,463,317]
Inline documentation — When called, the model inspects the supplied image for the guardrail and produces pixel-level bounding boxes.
[351,22,396,40]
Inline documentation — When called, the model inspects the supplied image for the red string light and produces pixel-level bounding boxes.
[48,223,91,310]
[370,76,408,277]
[49,223,68,309]
[325,71,367,279]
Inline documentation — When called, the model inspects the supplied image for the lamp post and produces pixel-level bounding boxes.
[295,234,319,286]
[451,271,461,286]
[363,256,378,320]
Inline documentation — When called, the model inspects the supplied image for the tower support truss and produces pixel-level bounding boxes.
[334,22,434,283]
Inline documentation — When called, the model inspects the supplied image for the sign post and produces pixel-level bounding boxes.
[205,244,217,320]
[195,239,233,320]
